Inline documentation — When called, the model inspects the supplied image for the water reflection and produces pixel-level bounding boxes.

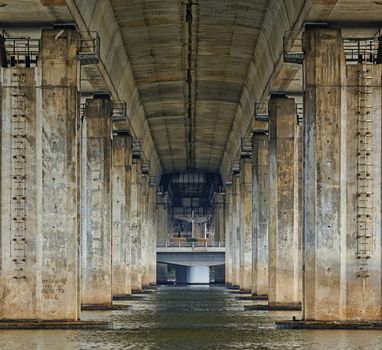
[0,286,381,349]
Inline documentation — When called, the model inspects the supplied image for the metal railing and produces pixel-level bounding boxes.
[296,103,303,126]
[254,103,269,121]
[112,101,127,122]
[344,38,381,64]
[157,241,226,248]
[1,37,40,68]
[78,31,100,65]
[283,31,304,64]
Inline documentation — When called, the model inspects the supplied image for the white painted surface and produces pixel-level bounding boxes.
[187,266,210,284]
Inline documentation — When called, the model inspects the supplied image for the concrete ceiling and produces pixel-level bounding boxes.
[0,0,71,26]
[110,0,270,173]
[1,0,381,178]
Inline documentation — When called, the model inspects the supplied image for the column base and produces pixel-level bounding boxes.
[228,289,251,294]
[0,320,110,330]
[244,303,301,311]
[81,304,132,311]
[276,320,382,330]
[113,294,145,301]
[227,285,240,290]
[235,295,268,301]
[132,289,156,294]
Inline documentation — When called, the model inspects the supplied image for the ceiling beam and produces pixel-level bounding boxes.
[65,0,162,178]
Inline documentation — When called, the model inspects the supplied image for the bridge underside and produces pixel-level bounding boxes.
[0,0,382,326]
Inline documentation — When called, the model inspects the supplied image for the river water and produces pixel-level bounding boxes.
[0,285,381,350]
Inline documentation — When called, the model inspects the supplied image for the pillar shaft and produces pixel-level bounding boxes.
[141,172,149,288]
[111,133,132,296]
[345,64,381,319]
[224,184,233,284]
[303,27,382,321]
[148,180,157,284]
[157,192,169,245]
[268,96,300,306]
[252,133,269,296]
[81,98,112,306]
[0,29,81,320]
[130,158,143,291]
[239,157,253,292]
[213,193,225,243]
[231,172,241,287]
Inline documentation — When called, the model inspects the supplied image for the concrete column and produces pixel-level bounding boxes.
[252,132,269,296]
[130,157,143,291]
[157,192,169,245]
[268,95,300,307]
[231,171,241,287]
[0,29,81,320]
[296,116,303,305]
[303,27,382,321]
[111,132,132,297]
[213,192,225,243]
[224,183,233,284]
[141,170,149,288]
[148,178,158,285]
[81,98,112,306]
[345,63,381,320]
[239,157,253,292]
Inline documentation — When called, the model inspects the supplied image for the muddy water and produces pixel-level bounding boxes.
[0,285,381,350]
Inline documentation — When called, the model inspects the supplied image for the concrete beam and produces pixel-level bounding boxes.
[220,0,312,180]
[65,0,162,179]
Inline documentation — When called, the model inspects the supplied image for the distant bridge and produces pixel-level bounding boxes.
[157,242,225,283]
[157,242,225,266]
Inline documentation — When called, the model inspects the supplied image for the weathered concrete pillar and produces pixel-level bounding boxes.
[252,132,269,296]
[148,177,158,285]
[296,114,303,305]
[303,27,382,321]
[157,192,170,245]
[231,169,241,287]
[345,63,381,320]
[0,29,81,320]
[268,95,300,307]
[239,156,253,292]
[130,155,143,291]
[140,169,150,288]
[224,183,233,284]
[111,131,132,297]
[303,28,344,320]
[212,192,225,243]
[81,97,112,307]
